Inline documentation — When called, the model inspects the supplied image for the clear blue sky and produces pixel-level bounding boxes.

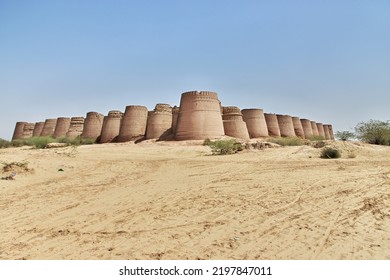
[1,0,389,140]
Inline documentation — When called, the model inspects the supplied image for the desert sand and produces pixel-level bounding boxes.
[1,141,390,260]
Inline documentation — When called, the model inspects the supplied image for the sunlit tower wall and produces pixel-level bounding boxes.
[323,124,331,140]
[145,104,173,140]
[277,114,295,137]
[40,119,57,137]
[241,108,269,138]
[32,122,45,137]
[264,113,281,137]
[81,112,104,140]
[292,117,305,138]
[175,91,224,140]
[66,117,85,139]
[300,119,313,138]
[118,105,148,142]
[53,117,71,138]
[12,122,26,140]
[327,124,335,140]
[311,121,319,136]
[316,123,325,138]
[22,123,35,138]
[99,110,123,143]
[222,106,249,140]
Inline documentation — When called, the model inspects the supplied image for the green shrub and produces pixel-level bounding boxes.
[11,136,56,149]
[28,136,56,149]
[355,120,390,145]
[268,137,304,146]
[320,147,341,159]
[0,138,12,148]
[335,131,355,141]
[205,139,243,155]
[308,135,326,141]
[57,136,73,145]
[80,137,96,145]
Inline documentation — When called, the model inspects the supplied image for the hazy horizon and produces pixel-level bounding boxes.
[1,0,389,140]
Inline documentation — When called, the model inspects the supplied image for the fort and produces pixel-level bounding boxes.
[11,91,335,142]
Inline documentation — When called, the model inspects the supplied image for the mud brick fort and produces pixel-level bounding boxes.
[12,91,335,142]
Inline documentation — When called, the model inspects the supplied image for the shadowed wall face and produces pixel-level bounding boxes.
[99,110,122,143]
[175,91,225,140]
[323,124,331,140]
[53,117,71,138]
[316,123,325,137]
[241,108,269,138]
[276,114,295,137]
[118,106,148,142]
[292,117,305,138]
[32,122,45,137]
[145,104,173,140]
[222,106,249,140]
[311,121,319,136]
[300,119,313,138]
[171,106,180,135]
[66,117,85,139]
[12,122,26,140]
[22,123,35,138]
[264,113,281,137]
[82,112,104,140]
[40,119,57,137]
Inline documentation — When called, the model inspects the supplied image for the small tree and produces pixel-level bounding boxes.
[355,120,390,145]
[335,131,355,141]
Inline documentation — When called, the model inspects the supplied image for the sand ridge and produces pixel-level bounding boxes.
[0,141,390,260]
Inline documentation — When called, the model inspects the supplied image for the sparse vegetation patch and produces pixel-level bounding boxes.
[320,147,341,159]
[205,139,243,155]
[268,137,304,146]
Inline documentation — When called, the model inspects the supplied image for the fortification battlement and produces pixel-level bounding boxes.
[181,91,219,99]
[222,106,242,115]
[86,112,104,118]
[45,118,57,122]
[125,105,148,111]
[242,108,264,112]
[108,111,123,118]
[70,117,85,123]
[154,104,172,113]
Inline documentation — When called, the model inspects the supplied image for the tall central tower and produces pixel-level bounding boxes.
[175,91,224,140]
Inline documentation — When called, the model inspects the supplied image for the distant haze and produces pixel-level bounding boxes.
[1,0,389,140]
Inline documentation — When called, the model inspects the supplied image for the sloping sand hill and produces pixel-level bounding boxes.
[1,141,390,260]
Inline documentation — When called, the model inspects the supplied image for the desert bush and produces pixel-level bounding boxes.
[320,147,341,159]
[308,135,326,141]
[79,137,96,145]
[355,120,390,145]
[11,137,56,149]
[57,136,95,146]
[268,137,304,146]
[335,131,355,141]
[28,136,56,149]
[0,138,12,148]
[205,139,243,155]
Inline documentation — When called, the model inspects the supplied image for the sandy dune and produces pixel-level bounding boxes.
[1,141,390,260]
